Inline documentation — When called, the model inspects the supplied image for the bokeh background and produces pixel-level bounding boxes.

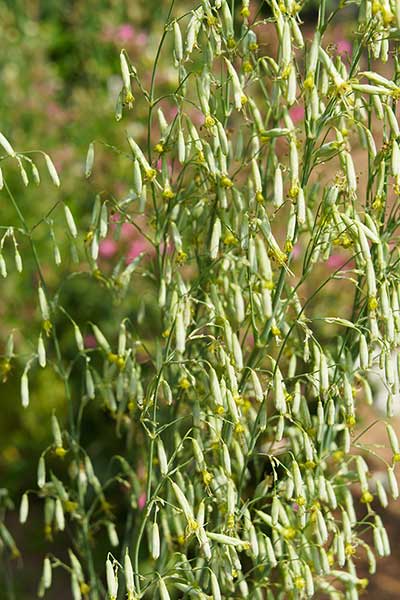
[1,0,399,597]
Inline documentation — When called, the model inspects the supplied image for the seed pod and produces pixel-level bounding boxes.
[250,369,264,402]
[124,551,135,596]
[64,205,78,238]
[107,522,119,547]
[281,20,292,65]
[55,498,65,531]
[157,439,168,476]
[44,153,60,187]
[159,578,171,600]
[37,455,46,488]
[359,334,369,370]
[273,165,283,208]
[381,525,391,556]
[0,131,15,155]
[386,423,399,455]
[106,558,118,600]
[174,21,183,62]
[387,467,399,499]
[292,461,303,497]
[175,309,186,354]
[210,571,221,600]
[21,370,30,408]
[209,367,223,408]
[392,140,400,178]
[151,521,160,560]
[120,51,132,92]
[224,58,246,110]
[210,217,221,259]
[43,557,52,589]
[85,366,95,399]
[276,414,284,441]
[251,159,262,194]
[376,478,388,508]
[51,414,63,448]
[373,526,385,557]
[71,572,82,600]
[132,159,143,196]
[316,509,328,543]
[0,254,6,277]
[85,143,94,178]
[38,286,50,321]
[128,137,151,172]
[171,481,193,522]
[297,187,306,224]
[19,493,29,524]
[91,324,111,353]
[36,333,46,368]
[273,367,286,413]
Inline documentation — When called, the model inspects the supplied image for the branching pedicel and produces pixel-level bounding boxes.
[3,0,400,598]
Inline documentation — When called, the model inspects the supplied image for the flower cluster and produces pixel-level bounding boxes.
[2,0,400,599]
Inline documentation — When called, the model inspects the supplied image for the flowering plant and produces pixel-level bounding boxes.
[2,0,400,598]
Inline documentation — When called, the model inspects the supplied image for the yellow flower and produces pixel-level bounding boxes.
[153,143,164,154]
[368,296,378,311]
[179,377,190,390]
[204,115,215,128]
[54,446,67,458]
[283,526,296,540]
[220,175,233,188]
[361,491,374,504]
[80,582,91,595]
[202,470,213,486]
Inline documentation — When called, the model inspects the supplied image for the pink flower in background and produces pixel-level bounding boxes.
[246,334,255,349]
[290,105,305,123]
[166,106,178,120]
[121,223,134,240]
[138,492,146,510]
[126,239,149,263]
[327,254,346,269]
[337,40,352,57]
[291,244,301,258]
[116,24,135,43]
[135,32,149,47]
[99,239,117,258]
[84,335,97,349]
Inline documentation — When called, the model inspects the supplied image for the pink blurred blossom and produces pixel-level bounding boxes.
[116,24,135,42]
[99,239,118,258]
[102,23,149,47]
[327,254,346,269]
[337,40,352,57]
[290,105,305,123]
[126,239,149,263]
[135,32,149,46]
[291,244,301,258]
[121,223,135,240]
[84,335,97,349]
[246,334,255,349]
[138,492,146,510]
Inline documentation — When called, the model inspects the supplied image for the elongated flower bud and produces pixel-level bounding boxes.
[106,559,118,600]
[44,154,60,187]
[64,206,78,238]
[21,370,30,408]
[19,493,29,524]
[151,521,160,560]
